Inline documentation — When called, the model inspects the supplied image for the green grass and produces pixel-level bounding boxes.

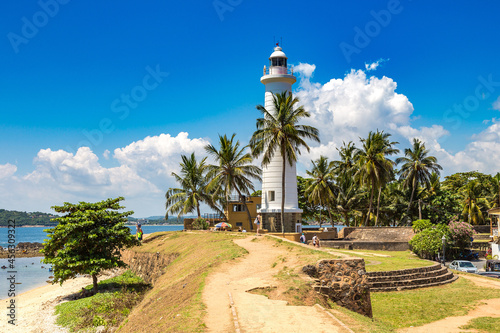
[55,270,149,332]
[370,277,500,330]
[331,249,433,272]
[460,317,500,332]
[117,231,248,332]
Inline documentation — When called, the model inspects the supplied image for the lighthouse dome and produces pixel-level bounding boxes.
[269,46,287,59]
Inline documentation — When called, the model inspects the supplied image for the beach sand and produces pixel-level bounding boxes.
[1,269,123,332]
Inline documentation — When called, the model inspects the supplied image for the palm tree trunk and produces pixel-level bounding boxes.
[418,199,422,220]
[406,178,416,218]
[235,188,253,230]
[365,183,374,226]
[376,186,382,226]
[319,196,323,229]
[196,204,201,218]
[281,153,286,237]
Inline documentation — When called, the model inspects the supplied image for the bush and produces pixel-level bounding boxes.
[448,220,476,252]
[192,217,209,230]
[410,224,449,259]
[412,219,433,233]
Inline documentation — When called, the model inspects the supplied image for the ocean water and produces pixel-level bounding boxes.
[0,225,183,298]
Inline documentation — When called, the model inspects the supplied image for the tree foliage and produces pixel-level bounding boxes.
[41,197,140,293]
[409,223,449,259]
[448,220,476,252]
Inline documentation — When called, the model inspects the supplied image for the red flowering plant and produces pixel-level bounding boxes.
[448,219,476,252]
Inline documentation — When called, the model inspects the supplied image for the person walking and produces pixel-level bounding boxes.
[299,233,306,244]
[254,214,261,236]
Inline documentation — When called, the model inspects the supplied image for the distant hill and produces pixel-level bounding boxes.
[0,209,59,227]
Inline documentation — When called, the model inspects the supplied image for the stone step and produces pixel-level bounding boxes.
[368,271,455,289]
[366,263,442,278]
[367,267,449,283]
[370,275,459,292]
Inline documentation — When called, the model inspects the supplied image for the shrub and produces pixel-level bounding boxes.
[412,219,433,233]
[448,220,476,251]
[192,217,209,230]
[410,224,449,259]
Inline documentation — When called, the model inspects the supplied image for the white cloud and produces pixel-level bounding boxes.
[364,58,388,71]
[493,96,500,111]
[294,63,316,79]
[0,163,17,179]
[103,149,111,159]
[295,67,414,159]
[293,63,500,177]
[0,132,211,217]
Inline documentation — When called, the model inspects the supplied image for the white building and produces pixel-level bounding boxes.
[258,45,302,233]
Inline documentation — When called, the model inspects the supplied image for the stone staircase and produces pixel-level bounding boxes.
[367,263,458,292]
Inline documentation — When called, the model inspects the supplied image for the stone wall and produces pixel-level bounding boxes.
[122,250,179,285]
[261,212,302,233]
[303,258,372,318]
[320,240,411,251]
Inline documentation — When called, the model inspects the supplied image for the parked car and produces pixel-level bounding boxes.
[485,259,500,272]
[449,260,478,273]
[477,272,500,279]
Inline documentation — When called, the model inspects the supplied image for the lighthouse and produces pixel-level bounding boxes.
[258,44,302,233]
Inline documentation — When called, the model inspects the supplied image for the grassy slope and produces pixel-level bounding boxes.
[117,231,247,333]
[117,232,500,332]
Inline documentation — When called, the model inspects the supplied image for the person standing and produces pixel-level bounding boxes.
[299,233,306,244]
[254,214,261,236]
[312,234,319,247]
[136,225,143,242]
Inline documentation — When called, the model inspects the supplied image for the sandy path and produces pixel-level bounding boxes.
[203,236,349,333]
[398,275,500,333]
[0,269,122,333]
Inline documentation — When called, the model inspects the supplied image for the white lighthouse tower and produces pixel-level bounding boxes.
[259,44,302,233]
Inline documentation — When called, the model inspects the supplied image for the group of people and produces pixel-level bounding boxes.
[299,233,320,247]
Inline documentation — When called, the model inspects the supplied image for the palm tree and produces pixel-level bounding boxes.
[396,138,442,221]
[165,153,211,218]
[354,131,398,226]
[205,134,262,230]
[461,180,489,224]
[335,173,363,226]
[333,141,356,177]
[250,91,320,234]
[305,156,336,227]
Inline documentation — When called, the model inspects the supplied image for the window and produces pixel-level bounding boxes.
[236,222,243,227]
[232,204,245,212]
[268,191,275,202]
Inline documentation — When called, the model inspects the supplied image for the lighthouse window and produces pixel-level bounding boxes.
[268,191,275,202]
[271,58,287,67]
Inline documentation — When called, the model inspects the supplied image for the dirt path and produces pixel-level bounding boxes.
[203,236,350,333]
[398,275,500,333]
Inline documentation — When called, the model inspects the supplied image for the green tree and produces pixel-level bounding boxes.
[165,153,211,218]
[250,92,320,234]
[305,156,336,227]
[205,133,262,230]
[354,131,398,226]
[396,138,442,221]
[41,197,140,294]
[297,175,317,222]
[461,180,489,224]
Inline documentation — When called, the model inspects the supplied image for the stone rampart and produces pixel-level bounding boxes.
[122,250,179,285]
[303,258,372,317]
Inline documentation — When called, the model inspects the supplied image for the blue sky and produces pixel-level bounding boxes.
[1,1,500,217]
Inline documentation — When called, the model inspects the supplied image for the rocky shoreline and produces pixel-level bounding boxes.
[0,242,44,258]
